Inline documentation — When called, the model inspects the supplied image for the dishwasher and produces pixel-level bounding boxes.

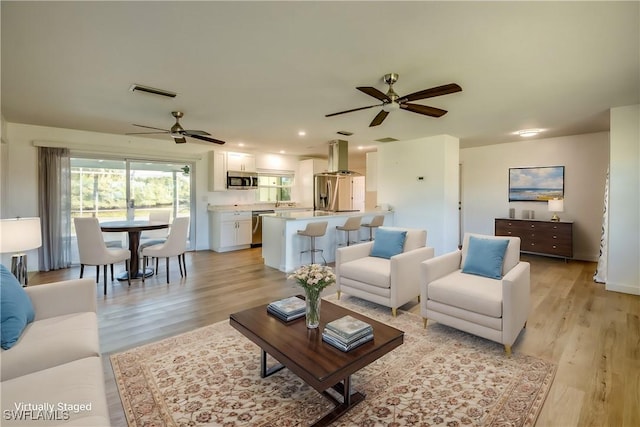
[251,210,275,247]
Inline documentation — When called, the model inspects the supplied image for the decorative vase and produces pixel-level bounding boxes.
[305,290,321,329]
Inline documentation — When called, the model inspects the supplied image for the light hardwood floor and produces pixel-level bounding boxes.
[29,249,639,426]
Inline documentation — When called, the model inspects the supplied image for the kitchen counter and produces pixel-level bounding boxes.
[262,210,364,219]
[208,203,311,212]
[262,210,394,273]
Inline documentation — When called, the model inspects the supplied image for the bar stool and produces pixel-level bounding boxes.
[361,215,385,241]
[297,221,328,265]
[336,216,362,246]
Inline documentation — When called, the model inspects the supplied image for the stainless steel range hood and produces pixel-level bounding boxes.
[314,140,362,212]
[327,139,361,175]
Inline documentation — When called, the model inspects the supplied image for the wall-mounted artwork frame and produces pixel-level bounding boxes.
[509,166,564,202]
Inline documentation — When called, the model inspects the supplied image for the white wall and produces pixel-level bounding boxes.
[460,132,609,261]
[607,105,639,295]
[377,135,459,255]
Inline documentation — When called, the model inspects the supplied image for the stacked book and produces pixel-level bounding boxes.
[322,315,374,352]
[267,296,306,322]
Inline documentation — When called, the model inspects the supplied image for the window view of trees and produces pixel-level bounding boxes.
[257,174,294,202]
[70,158,192,221]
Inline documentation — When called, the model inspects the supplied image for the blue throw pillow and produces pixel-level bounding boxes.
[370,228,407,259]
[1,264,35,350]
[462,236,510,279]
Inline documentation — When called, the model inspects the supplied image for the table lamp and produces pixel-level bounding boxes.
[0,217,42,286]
[548,198,564,222]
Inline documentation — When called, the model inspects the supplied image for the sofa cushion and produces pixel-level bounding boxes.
[462,235,509,279]
[370,228,407,259]
[1,264,35,350]
[0,357,110,426]
[339,257,391,289]
[0,312,100,381]
[427,270,503,318]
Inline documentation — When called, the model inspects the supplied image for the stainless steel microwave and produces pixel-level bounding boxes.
[226,171,258,189]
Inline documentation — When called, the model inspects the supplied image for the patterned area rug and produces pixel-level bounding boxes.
[110,294,556,426]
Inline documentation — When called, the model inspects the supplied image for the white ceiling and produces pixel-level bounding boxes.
[1,1,638,157]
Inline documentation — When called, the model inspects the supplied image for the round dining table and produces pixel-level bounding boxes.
[100,220,170,280]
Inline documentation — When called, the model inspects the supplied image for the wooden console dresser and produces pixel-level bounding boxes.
[495,218,573,260]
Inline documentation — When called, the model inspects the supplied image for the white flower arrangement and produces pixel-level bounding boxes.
[288,263,336,293]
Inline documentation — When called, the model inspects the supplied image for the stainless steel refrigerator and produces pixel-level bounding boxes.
[314,173,356,212]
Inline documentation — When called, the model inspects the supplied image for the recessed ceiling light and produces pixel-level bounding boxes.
[357,146,364,150]
[238,142,245,147]
[279,150,285,154]
[515,129,543,137]
[298,131,306,137]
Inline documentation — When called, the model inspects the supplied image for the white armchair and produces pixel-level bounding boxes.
[336,227,434,316]
[421,233,530,355]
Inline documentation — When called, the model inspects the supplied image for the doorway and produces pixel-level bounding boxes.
[70,157,193,263]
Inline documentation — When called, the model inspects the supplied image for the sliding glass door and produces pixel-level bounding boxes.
[70,157,193,263]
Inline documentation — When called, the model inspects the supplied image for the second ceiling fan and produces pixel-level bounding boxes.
[127,111,225,145]
[326,73,462,127]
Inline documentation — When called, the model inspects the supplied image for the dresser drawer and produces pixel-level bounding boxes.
[494,218,573,259]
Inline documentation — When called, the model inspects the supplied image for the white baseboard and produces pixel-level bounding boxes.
[605,282,640,295]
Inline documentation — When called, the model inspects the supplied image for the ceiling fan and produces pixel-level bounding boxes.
[326,73,462,127]
[127,111,225,145]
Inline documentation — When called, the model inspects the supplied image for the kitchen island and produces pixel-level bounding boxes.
[262,210,394,273]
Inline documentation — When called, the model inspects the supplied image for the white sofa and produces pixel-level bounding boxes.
[421,233,530,354]
[0,278,110,426]
[336,227,435,316]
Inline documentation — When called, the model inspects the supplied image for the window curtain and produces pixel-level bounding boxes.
[38,147,71,271]
[593,167,609,284]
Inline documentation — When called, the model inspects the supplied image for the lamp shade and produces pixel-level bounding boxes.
[548,198,564,213]
[0,217,42,253]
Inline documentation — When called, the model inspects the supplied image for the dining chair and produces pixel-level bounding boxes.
[74,217,131,295]
[141,217,190,284]
[139,210,171,265]
[140,210,171,245]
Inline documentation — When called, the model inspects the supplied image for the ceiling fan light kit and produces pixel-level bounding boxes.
[326,73,462,127]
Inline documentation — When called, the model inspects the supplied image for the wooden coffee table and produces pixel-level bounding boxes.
[229,298,404,426]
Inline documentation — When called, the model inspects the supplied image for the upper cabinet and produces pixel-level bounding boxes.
[208,151,227,192]
[227,152,256,172]
[209,151,258,191]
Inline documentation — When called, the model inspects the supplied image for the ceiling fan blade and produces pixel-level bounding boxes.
[183,130,211,136]
[357,86,391,102]
[400,103,448,117]
[399,83,462,103]
[186,133,226,145]
[126,131,169,135]
[325,103,382,117]
[131,124,169,132]
[369,110,389,127]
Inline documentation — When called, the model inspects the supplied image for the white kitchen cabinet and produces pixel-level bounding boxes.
[297,158,328,208]
[226,152,256,172]
[209,211,252,252]
[208,150,227,191]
